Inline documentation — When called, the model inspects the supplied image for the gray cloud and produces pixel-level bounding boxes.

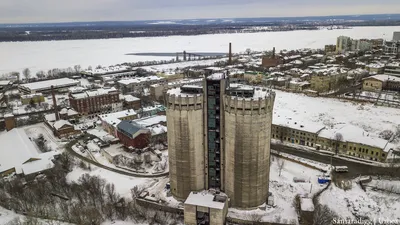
[0,0,399,23]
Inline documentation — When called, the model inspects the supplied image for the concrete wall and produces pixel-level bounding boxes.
[167,93,205,200]
[224,92,275,208]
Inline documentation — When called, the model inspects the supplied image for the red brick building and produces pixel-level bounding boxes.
[117,120,150,149]
[69,87,122,116]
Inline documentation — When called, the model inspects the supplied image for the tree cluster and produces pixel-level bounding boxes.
[0,153,180,225]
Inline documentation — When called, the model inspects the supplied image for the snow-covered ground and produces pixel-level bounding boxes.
[1,26,398,75]
[228,156,327,224]
[273,90,400,143]
[320,179,400,221]
[0,206,73,225]
[23,123,66,151]
[66,166,151,198]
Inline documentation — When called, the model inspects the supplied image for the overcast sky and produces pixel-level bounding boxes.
[1,0,400,23]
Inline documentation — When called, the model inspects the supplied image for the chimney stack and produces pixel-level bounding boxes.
[228,42,232,65]
[272,47,276,58]
[51,85,60,121]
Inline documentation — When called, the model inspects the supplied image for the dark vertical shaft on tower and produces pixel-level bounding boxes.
[228,43,232,65]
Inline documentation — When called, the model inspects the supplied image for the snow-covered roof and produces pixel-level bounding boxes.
[117,76,163,85]
[318,124,392,152]
[0,80,12,86]
[99,110,137,127]
[207,73,226,80]
[53,120,73,130]
[300,198,315,212]
[0,129,38,173]
[121,94,140,102]
[149,125,167,136]
[167,87,202,97]
[363,74,400,83]
[71,87,118,99]
[366,63,385,69]
[21,158,54,175]
[0,129,58,175]
[132,115,166,128]
[273,113,325,134]
[185,191,226,209]
[20,78,80,92]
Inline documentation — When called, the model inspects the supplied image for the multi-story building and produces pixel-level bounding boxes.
[69,87,122,117]
[362,74,400,92]
[324,45,336,53]
[99,109,138,137]
[385,62,400,77]
[270,119,393,163]
[336,36,372,53]
[383,40,400,55]
[117,76,166,94]
[336,36,352,53]
[272,117,324,148]
[166,74,275,214]
[317,124,393,162]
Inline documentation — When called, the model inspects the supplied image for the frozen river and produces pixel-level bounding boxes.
[1,26,399,75]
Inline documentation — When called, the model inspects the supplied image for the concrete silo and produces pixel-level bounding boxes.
[224,88,275,208]
[166,86,205,200]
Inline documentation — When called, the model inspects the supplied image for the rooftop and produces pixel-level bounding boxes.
[207,73,227,80]
[0,129,59,175]
[363,74,400,82]
[273,113,325,134]
[132,115,166,128]
[99,109,137,127]
[20,78,80,91]
[318,124,393,152]
[117,76,163,85]
[71,87,118,99]
[185,191,226,210]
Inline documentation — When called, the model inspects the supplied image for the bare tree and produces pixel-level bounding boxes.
[292,194,301,216]
[74,65,81,74]
[22,68,31,80]
[334,133,343,155]
[277,157,285,177]
[36,71,46,79]
[313,204,339,225]
[379,130,394,140]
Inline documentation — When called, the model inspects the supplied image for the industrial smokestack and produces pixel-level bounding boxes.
[228,43,232,65]
[272,47,276,58]
[51,85,60,121]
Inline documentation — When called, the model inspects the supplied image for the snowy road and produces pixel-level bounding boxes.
[271,143,400,178]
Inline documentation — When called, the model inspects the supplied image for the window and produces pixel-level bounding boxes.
[382,153,386,157]
[349,147,352,150]
[343,145,346,148]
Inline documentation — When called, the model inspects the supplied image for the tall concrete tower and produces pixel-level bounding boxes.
[224,88,275,208]
[167,75,275,209]
[166,86,205,200]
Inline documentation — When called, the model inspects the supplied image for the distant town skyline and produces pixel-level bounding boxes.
[0,0,400,23]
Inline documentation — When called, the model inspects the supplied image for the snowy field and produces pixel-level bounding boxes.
[1,26,399,75]
[228,156,327,223]
[0,206,73,225]
[320,179,400,221]
[66,165,152,198]
[273,90,400,140]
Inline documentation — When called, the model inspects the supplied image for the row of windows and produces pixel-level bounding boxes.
[348,152,381,161]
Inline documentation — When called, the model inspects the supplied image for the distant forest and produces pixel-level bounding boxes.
[1,19,400,42]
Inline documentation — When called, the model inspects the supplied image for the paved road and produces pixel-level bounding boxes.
[271,143,400,179]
